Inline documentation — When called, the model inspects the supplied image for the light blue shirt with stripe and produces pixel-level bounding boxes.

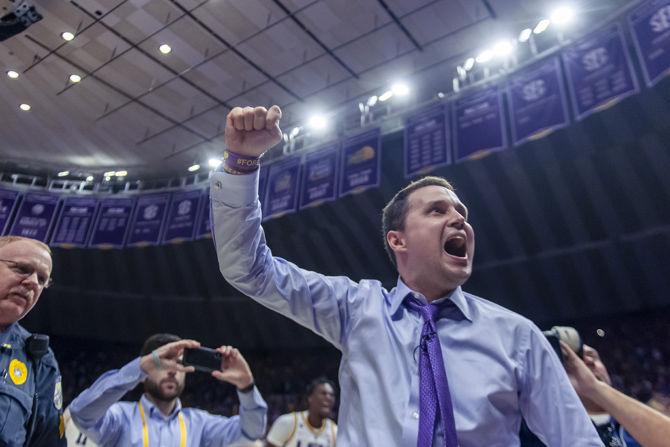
[69,358,267,446]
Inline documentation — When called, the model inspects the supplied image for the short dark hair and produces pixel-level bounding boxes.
[381,176,455,267]
[140,333,181,356]
[306,377,336,397]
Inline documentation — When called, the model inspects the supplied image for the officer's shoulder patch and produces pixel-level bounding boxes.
[8,358,28,385]
[53,379,63,410]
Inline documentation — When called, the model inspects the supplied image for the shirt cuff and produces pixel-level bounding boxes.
[237,386,266,410]
[210,170,259,208]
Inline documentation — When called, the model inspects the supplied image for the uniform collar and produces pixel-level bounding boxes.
[389,277,472,322]
[140,394,183,421]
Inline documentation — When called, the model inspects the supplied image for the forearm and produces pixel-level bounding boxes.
[589,382,670,447]
[69,358,144,427]
[237,386,268,440]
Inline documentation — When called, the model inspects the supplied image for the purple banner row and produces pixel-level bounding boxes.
[405,2,670,177]
[0,188,212,248]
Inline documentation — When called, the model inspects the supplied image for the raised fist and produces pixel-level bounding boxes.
[224,105,283,158]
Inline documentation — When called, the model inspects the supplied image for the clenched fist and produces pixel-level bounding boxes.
[224,105,283,158]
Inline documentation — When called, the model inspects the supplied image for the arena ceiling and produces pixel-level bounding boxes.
[0,0,633,180]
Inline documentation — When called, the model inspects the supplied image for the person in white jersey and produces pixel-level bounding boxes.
[266,378,337,447]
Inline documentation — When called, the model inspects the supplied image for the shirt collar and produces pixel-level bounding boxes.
[140,394,182,421]
[389,277,472,322]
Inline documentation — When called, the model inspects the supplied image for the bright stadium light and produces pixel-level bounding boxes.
[115,170,127,177]
[61,31,75,41]
[208,158,222,169]
[463,57,475,71]
[367,95,378,107]
[289,126,301,138]
[518,28,533,42]
[188,163,200,172]
[6,70,19,79]
[86,175,94,182]
[391,82,410,96]
[308,114,328,131]
[475,49,493,64]
[551,6,575,26]
[533,19,551,34]
[103,171,116,177]
[69,74,81,83]
[493,40,514,57]
[19,103,31,111]
[378,90,393,102]
[159,44,172,55]
[57,171,69,177]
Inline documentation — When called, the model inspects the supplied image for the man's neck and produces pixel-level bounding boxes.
[144,393,178,417]
[307,411,325,429]
[401,275,455,302]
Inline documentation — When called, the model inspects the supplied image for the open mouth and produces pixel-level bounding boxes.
[444,235,467,258]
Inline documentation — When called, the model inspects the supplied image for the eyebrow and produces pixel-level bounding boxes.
[425,199,469,217]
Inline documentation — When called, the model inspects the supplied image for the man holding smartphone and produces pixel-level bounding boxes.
[69,333,267,446]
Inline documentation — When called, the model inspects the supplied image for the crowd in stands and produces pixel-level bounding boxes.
[52,308,670,426]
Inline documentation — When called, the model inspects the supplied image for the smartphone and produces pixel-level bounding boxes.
[182,347,222,373]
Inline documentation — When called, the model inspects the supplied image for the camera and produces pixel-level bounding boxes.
[1,0,43,42]
[542,326,584,363]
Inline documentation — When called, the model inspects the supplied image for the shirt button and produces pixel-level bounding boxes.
[412,411,419,419]
[214,180,222,189]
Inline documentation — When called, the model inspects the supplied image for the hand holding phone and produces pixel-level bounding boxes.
[182,347,223,373]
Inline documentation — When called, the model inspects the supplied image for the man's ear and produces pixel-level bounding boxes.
[386,230,406,254]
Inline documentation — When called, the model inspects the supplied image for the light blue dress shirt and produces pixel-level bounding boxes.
[210,170,603,447]
[69,358,267,446]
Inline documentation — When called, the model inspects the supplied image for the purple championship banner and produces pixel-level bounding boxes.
[50,196,98,247]
[126,192,171,246]
[338,128,381,197]
[9,192,59,242]
[562,23,639,121]
[162,189,202,243]
[508,57,570,145]
[0,189,20,235]
[629,0,670,86]
[89,197,136,248]
[404,103,450,178]
[195,188,211,239]
[263,156,301,220]
[454,85,506,161]
[299,143,339,209]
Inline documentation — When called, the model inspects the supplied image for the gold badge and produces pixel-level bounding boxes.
[8,359,28,385]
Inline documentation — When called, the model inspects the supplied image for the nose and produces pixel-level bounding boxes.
[447,208,465,229]
[21,271,40,288]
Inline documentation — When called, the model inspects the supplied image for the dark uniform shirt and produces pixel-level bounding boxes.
[0,322,65,447]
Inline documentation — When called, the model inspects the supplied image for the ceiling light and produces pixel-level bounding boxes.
[159,44,172,55]
[533,19,551,34]
[463,58,475,71]
[61,31,75,41]
[308,114,327,130]
[367,95,378,107]
[57,171,69,177]
[493,40,514,57]
[115,170,127,177]
[378,90,393,102]
[208,158,222,169]
[437,92,445,99]
[103,171,116,177]
[188,163,200,172]
[69,74,81,83]
[19,103,31,111]
[391,82,410,96]
[104,176,111,182]
[518,28,533,42]
[551,6,575,26]
[6,70,19,79]
[86,175,94,182]
[475,49,493,64]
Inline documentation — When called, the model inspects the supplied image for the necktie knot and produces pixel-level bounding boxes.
[405,296,441,323]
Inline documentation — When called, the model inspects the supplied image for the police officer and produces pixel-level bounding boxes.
[0,235,65,446]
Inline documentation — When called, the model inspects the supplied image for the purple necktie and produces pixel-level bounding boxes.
[405,296,459,447]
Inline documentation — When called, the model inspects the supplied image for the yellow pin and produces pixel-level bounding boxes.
[8,359,28,385]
